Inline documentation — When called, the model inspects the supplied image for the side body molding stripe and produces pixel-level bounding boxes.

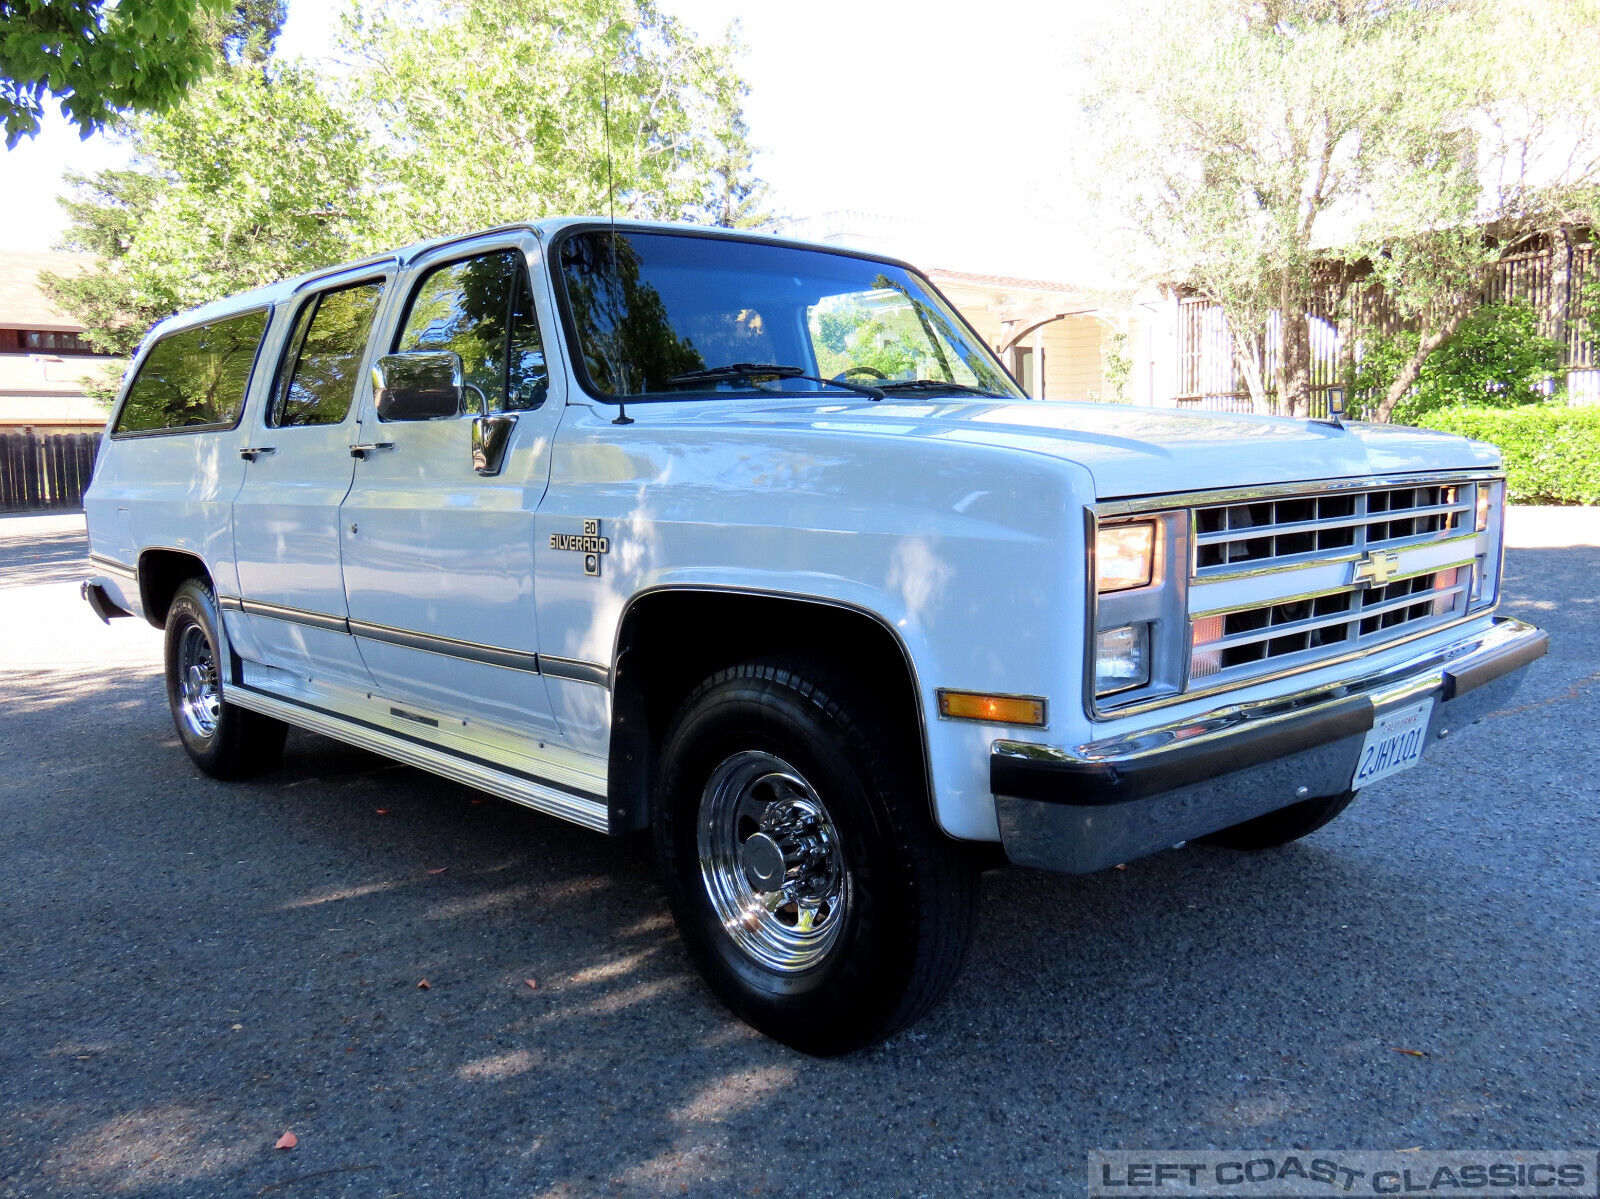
[227,597,606,684]
[539,654,612,687]
[88,552,138,578]
[348,618,543,673]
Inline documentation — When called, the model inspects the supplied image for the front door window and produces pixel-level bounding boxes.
[393,250,548,412]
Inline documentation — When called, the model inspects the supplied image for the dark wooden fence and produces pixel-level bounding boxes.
[0,430,101,512]
[1175,233,1598,413]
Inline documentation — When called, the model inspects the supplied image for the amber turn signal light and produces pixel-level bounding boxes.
[936,689,1047,726]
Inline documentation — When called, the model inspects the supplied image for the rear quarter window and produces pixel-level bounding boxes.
[113,309,269,436]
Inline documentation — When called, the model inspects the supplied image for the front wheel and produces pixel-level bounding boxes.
[655,660,978,1055]
[163,578,286,779]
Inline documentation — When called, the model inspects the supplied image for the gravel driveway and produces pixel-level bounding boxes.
[2,511,1595,1198]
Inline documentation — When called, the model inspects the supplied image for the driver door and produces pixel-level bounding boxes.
[337,236,563,742]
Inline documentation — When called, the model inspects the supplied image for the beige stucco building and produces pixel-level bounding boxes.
[778,210,1173,406]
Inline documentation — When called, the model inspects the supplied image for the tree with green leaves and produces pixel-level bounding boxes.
[342,0,771,244]
[1078,0,1600,419]
[0,0,230,147]
[45,60,381,359]
[44,0,770,367]
[1351,301,1565,423]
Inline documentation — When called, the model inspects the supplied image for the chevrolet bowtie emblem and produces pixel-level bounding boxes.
[1351,549,1400,588]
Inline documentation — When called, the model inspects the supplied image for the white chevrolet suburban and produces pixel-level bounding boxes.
[82,220,1547,1054]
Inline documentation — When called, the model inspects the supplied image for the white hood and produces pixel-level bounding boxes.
[664,398,1500,499]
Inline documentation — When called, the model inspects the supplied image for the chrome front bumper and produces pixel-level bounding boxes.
[992,617,1548,874]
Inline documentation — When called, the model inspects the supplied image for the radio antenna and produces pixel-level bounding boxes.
[602,68,633,425]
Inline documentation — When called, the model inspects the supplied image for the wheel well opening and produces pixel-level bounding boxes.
[138,550,211,628]
[607,590,927,833]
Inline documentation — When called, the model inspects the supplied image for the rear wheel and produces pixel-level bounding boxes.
[655,659,978,1055]
[163,578,286,779]
[1197,789,1358,850]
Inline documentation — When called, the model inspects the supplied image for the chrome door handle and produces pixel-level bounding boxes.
[471,414,517,476]
[349,442,394,459]
[239,446,276,461]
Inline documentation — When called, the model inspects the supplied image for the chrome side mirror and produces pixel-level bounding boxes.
[372,352,464,421]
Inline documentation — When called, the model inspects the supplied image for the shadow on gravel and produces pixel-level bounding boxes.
[0,519,90,590]
[2,546,1595,1196]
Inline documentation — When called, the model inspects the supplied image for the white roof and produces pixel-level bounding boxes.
[145,218,922,344]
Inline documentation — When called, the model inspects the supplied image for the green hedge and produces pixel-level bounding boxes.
[1414,404,1600,505]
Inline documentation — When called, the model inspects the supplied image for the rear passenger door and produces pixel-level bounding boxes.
[230,268,392,691]
[338,237,563,742]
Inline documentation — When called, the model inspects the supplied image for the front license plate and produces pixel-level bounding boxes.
[1351,697,1435,790]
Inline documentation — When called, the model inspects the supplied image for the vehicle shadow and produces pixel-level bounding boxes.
[0,518,90,590]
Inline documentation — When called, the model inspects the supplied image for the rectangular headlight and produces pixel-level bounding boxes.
[1096,521,1156,593]
[1095,623,1150,695]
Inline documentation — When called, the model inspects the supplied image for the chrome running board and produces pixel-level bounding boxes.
[226,683,610,833]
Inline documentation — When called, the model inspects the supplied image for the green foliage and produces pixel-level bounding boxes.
[1080,0,1600,417]
[342,0,771,244]
[1350,302,1565,423]
[44,63,382,358]
[1416,404,1600,505]
[42,0,770,363]
[203,0,288,67]
[806,286,1008,391]
[1098,329,1132,403]
[810,300,920,380]
[0,0,229,147]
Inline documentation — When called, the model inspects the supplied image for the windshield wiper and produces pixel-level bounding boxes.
[664,363,884,400]
[872,379,1007,397]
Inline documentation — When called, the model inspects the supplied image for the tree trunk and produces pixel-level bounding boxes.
[1335,281,1357,414]
[1371,310,1471,422]
[1277,275,1313,418]
[1547,224,1575,380]
[1231,329,1269,414]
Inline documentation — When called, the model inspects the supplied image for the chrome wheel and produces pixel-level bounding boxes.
[697,750,850,973]
[175,621,220,740]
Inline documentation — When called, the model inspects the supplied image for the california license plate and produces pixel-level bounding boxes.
[1351,697,1435,790]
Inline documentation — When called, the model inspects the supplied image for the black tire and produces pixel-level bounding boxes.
[654,659,978,1056]
[1196,789,1358,850]
[163,578,286,779]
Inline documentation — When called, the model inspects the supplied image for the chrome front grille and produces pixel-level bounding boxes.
[1194,483,1474,575]
[1185,476,1487,690]
[1191,566,1470,681]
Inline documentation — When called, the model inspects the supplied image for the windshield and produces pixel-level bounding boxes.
[555,230,1023,402]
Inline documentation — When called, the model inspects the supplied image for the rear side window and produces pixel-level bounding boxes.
[272,280,385,428]
[113,310,268,435]
[394,250,548,411]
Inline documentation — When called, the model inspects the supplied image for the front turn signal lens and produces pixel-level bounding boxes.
[1096,521,1156,593]
[1475,482,1492,532]
[937,690,1047,726]
[1189,613,1225,681]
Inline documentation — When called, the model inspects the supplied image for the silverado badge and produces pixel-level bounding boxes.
[550,518,610,577]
